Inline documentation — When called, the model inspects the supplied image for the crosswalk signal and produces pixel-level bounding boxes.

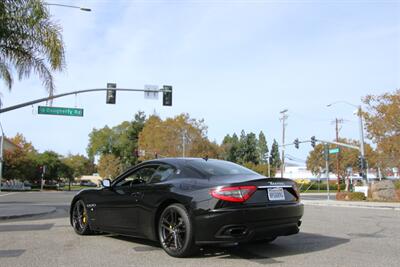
[106,83,116,104]
[162,85,172,106]
[311,136,316,148]
[294,138,299,149]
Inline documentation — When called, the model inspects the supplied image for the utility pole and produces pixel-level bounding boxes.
[280,109,288,178]
[182,131,185,158]
[324,144,330,200]
[334,118,344,192]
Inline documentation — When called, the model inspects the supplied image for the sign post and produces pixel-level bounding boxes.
[324,144,330,200]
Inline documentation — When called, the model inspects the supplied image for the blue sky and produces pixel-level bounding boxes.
[1,0,399,164]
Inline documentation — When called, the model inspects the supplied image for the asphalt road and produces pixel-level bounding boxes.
[1,192,399,267]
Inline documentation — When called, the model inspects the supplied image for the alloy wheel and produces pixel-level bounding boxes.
[159,208,187,251]
[72,200,88,234]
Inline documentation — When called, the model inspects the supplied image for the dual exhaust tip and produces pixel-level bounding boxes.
[221,220,302,238]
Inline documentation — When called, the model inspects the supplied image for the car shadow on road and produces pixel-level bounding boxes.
[198,232,349,264]
[107,232,349,264]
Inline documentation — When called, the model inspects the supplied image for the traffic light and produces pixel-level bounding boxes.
[311,136,316,148]
[294,138,299,149]
[106,83,116,104]
[38,165,46,175]
[358,155,366,176]
[162,85,172,106]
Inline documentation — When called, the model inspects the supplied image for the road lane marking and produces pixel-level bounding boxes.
[0,192,18,197]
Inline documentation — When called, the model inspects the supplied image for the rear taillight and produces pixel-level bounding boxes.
[210,186,257,203]
[292,183,300,200]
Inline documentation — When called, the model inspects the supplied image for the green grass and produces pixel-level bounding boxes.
[60,185,98,191]
[301,190,340,193]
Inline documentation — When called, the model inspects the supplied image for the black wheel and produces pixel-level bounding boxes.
[72,200,93,235]
[158,204,198,257]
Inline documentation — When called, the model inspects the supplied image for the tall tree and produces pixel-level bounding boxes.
[220,134,232,160]
[242,132,259,164]
[221,133,240,162]
[258,131,269,164]
[237,130,247,163]
[62,154,95,179]
[363,89,400,172]
[269,139,281,176]
[87,111,146,168]
[36,150,64,181]
[0,0,65,95]
[138,113,217,159]
[228,133,240,163]
[3,133,38,182]
[97,154,122,179]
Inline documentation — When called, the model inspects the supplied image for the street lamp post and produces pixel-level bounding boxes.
[44,3,92,12]
[327,101,367,183]
[280,109,288,178]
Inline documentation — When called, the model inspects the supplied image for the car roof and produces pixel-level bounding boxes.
[142,157,213,167]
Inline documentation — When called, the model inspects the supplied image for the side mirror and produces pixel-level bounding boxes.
[101,179,111,188]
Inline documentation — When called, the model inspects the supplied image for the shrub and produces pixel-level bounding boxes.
[336,192,348,200]
[394,180,400,190]
[348,192,366,201]
[301,182,346,192]
[396,189,400,201]
[335,192,365,201]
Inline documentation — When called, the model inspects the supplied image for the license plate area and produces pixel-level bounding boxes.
[267,187,285,201]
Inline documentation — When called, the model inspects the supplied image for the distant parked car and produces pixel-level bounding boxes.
[80,181,98,187]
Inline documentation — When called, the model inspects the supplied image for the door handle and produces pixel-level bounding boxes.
[130,192,144,198]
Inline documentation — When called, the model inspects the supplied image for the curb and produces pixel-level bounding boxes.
[302,201,400,211]
[0,207,57,220]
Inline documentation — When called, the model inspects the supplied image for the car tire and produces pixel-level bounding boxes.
[158,203,198,257]
[72,199,93,235]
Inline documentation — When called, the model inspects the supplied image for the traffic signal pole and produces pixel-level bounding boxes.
[357,105,367,183]
[0,87,169,114]
[0,128,3,192]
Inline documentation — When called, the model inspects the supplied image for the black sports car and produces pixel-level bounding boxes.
[70,158,303,257]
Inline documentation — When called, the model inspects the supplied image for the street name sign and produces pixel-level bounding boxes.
[38,106,84,117]
[329,148,340,154]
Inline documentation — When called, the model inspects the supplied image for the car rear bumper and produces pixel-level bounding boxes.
[194,202,304,245]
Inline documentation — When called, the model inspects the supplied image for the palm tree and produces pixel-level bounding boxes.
[0,0,65,98]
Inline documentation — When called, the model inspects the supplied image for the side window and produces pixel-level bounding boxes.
[114,173,135,188]
[150,164,175,184]
[114,166,158,187]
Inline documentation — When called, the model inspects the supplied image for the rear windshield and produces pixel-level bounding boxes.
[187,159,257,176]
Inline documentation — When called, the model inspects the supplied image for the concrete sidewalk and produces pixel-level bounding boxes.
[302,199,400,210]
[0,205,56,220]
